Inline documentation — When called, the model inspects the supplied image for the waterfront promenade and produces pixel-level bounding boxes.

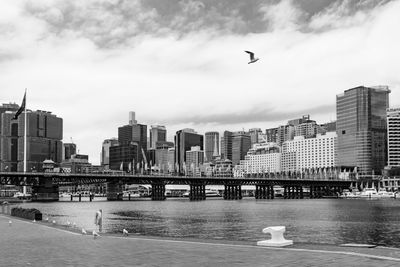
[1,215,400,266]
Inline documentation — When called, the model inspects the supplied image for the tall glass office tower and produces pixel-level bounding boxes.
[336,86,390,178]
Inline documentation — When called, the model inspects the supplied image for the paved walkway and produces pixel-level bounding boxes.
[1,215,400,267]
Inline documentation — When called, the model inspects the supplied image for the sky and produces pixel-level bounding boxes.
[1,0,399,165]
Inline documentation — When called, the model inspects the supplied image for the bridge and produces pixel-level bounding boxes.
[1,171,358,201]
[0,172,357,201]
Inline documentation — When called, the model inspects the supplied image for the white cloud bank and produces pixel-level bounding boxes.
[0,0,399,164]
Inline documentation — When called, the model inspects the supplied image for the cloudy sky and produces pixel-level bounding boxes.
[1,0,399,164]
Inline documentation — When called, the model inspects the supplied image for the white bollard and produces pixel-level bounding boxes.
[257,226,293,247]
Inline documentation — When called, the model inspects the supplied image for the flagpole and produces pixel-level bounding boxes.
[23,88,27,195]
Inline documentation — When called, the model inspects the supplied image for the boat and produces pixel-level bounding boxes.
[360,188,378,198]
[13,192,32,199]
[377,190,395,198]
[205,189,221,197]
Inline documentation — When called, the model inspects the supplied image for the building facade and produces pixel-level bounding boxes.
[185,146,204,175]
[232,131,251,166]
[277,125,295,146]
[239,143,281,174]
[265,128,278,143]
[220,131,233,161]
[101,138,119,169]
[336,86,390,178]
[174,129,203,174]
[281,132,337,172]
[63,143,76,161]
[149,125,166,149]
[204,131,219,162]
[387,107,400,167]
[0,110,63,172]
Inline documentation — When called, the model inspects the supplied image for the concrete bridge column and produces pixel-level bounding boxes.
[32,177,59,202]
[300,186,304,199]
[255,185,259,199]
[151,183,166,201]
[270,186,274,199]
[266,186,270,199]
[283,186,288,199]
[309,186,314,199]
[106,179,123,201]
[189,184,206,201]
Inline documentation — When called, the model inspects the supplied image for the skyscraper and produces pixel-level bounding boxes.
[387,107,400,167]
[204,131,219,162]
[336,86,390,178]
[174,129,203,174]
[248,128,262,145]
[149,125,166,149]
[101,138,119,169]
[63,143,77,161]
[1,109,63,172]
[232,131,251,166]
[221,131,233,160]
[265,128,278,143]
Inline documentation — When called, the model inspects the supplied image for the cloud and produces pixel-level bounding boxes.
[157,104,336,125]
[1,0,399,165]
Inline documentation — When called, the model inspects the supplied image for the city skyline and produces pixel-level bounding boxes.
[1,0,400,164]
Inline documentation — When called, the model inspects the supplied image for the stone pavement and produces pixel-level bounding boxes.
[1,215,400,267]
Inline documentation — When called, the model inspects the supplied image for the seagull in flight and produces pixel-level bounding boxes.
[123,229,129,236]
[245,50,259,64]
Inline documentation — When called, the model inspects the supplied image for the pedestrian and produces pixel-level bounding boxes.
[94,209,102,232]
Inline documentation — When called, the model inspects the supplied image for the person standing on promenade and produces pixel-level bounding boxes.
[94,209,102,232]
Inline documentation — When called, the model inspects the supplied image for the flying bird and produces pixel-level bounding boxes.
[93,230,100,239]
[82,228,87,235]
[245,50,259,64]
[123,229,129,236]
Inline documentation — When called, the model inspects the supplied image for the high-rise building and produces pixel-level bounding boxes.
[294,120,318,139]
[221,131,233,160]
[265,128,278,143]
[63,143,76,161]
[0,103,19,171]
[277,125,295,146]
[239,143,281,174]
[281,132,337,172]
[149,125,166,149]
[185,146,204,175]
[1,110,63,172]
[288,115,310,126]
[336,86,390,178]
[204,131,219,162]
[248,128,262,145]
[232,131,251,165]
[117,112,147,164]
[174,129,203,174]
[101,138,119,169]
[387,107,400,167]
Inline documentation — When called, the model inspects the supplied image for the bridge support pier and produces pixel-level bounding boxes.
[151,183,166,201]
[190,184,206,201]
[32,177,59,202]
[224,185,242,200]
[106,179,123,201]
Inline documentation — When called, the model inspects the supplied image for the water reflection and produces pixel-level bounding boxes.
[18,198,400,247]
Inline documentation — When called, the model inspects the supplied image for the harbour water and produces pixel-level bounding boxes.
[18,198,400,247]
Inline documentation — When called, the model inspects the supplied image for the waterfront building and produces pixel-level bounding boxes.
[60,154,91,173]
[336,86,390,178]
[387,107,400,167]
[288,115,310,126]
[265,128,278,143]
[109,143,138,172]
[277,125,295,146]
[174,129,203,174]
[0,103,19,171]
[149,125,166,149]
[214,159,233,177]
[281,132,337,172]
[101,138,119,169]
[185,146,204,175]
[319,121,337,134]
[232,131,251,166]
[220,131,233,161]
[167,148,175,172]
[239,143,281,175]
[0,109,63,172]
[63,143,76,161]
[204,131,219,162]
